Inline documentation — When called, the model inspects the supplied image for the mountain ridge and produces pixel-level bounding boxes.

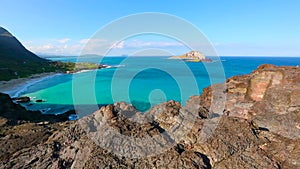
[0,27,56,80]
[0,27,48,62]
[0,27,107,81]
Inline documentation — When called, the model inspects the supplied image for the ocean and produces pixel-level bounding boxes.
[16,56,300,115]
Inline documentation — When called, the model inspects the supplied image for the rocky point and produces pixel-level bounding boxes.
[0,64,299,168]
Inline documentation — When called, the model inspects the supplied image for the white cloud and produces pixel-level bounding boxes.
[124,40,184,48]
[43,44,54,50]
[57,38,70,44]
[79,38,113,55]
[28,43,54,52]
[26,42,82,55]
[80,38,107,44]
[112,41,125,49]
[24,38,187,56]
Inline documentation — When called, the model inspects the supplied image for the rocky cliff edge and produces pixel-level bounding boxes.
[0,64,299,169]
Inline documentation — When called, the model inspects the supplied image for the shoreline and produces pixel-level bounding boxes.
[0,66,110,98]
[0,72,62,98]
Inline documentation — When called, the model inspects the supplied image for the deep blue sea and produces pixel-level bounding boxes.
[17,56,300,115]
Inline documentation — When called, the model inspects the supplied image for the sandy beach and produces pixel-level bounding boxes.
[0,72,61,97]
[0,66,108,98]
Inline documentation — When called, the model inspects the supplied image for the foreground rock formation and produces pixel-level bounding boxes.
[0,64,299,168]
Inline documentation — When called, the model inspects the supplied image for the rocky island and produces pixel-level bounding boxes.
[169,51,212,62]
[0,64,299,168]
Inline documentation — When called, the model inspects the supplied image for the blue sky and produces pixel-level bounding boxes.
[0,0,299,56]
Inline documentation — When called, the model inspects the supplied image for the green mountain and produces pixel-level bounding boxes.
[0,27,57,80]
[0,27,111,81]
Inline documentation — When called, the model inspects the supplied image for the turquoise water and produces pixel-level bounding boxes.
[19,56,300,114]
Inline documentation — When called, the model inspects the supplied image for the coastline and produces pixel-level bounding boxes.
[0,66,110,99]
[0,72,62,98]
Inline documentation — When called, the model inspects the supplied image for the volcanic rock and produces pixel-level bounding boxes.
[0,64,299,168]
[12,96,30,103]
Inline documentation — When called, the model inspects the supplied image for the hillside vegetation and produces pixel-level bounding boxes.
[0,27,102,81]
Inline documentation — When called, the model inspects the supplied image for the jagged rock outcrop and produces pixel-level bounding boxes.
[12,96,31,103]
[0,92,76,124]
[170,51,212,62]
[0,64,299,168]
